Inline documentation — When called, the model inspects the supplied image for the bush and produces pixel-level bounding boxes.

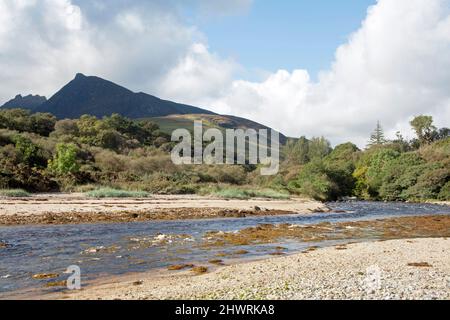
[48,143,80,175]
[136,172,198,194]
[205,186,290,200]
[0,189,31,197]
[85,188,149,198]
[201,165,248,185]
[288,160,338,201]
[13,135,47,167]
[438,181,450,201]
[402,166,448,200]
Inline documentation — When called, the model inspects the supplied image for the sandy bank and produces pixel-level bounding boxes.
[0,194,328,226]
[52,238,450,300]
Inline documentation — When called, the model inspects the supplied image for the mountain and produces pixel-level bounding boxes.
[35,73,215,119]
[1,73,287,143]
[1,94,47,110]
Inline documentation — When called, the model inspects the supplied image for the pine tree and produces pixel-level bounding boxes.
[368,121,386,147]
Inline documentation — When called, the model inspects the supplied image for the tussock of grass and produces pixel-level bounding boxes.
[85,188,149,198]
[0,189,30,197]
[205,187,290,200]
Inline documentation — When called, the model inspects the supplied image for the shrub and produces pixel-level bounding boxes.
[137,172,197,194]
[48,143,80,175]
[0,189,30,197]
[85,188,149,198]
[200,185,290,200]
[438,181,450,201]
[203,165,247,184]
[13,135,47,167]
[402,166,449,200]
[288,160,337,201]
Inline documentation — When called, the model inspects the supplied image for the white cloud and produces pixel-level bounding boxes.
[0,0,204,101]
[1,0,449,148]
[187,0,450,146]
[157,43,238,105]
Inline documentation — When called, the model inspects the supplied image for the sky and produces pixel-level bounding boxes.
[0,0,449,147]
[196,0,376,79]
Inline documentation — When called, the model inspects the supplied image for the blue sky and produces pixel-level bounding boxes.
[195,0,376,79]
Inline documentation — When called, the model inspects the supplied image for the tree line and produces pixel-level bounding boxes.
[0,108,448,202]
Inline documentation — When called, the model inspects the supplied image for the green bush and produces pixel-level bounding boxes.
[0,189,30,197]
[206,186,290,200]
[85,188,149,198]
[438,181,450,201]
[288,160,337,201]
[48,143,80,175]
[402,166,448,200]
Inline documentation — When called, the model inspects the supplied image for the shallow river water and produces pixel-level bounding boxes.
[1,201,449,296]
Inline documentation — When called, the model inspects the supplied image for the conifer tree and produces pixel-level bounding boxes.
[368,121,386,147]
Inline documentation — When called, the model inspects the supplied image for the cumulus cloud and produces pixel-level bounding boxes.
[157,43,238,105]
[1,0,449,147]
[0,0,230,102]
[190,0,450,146]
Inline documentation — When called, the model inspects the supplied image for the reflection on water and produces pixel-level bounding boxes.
[0,201,449,295]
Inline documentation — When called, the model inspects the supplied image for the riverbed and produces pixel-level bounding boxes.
[1,201,449,298]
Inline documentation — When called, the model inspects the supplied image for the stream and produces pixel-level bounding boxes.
[1,201,449,296]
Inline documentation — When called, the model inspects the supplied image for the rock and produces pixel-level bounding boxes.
[191,266,208,274]
[32,273,59,280]
[82,246,106,254]
[45,281,67,288]
[155,234,167,241]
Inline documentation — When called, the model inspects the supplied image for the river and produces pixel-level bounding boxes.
[1,201,449,297]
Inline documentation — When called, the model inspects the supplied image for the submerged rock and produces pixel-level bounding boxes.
[0,241,9,249]
[32,273,59,280]
[81,245,120,255]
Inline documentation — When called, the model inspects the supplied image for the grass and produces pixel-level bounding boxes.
[85,188,149,198]
[0,189,30,197]
[203,186,290,200]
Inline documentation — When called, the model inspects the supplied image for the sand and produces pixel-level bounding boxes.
[0,193,329,225]
[44,238,450,300]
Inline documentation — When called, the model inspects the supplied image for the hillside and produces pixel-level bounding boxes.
[1,73,286,143]
[148,114,287,144]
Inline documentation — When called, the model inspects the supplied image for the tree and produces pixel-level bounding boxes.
[13,135,46,167]
[410,115,436,145]
[391,131,410,152]
[48,143,80,175]
[53,119,79,137]
[284,137,310,165]
[288,159,337,201]
[30,112,56,136]
[437,127,450,141]
[367,121,386,147]
[308,137,332,160]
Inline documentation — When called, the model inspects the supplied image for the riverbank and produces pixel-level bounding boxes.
[50,238,450,300]
[0,194,329,226]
